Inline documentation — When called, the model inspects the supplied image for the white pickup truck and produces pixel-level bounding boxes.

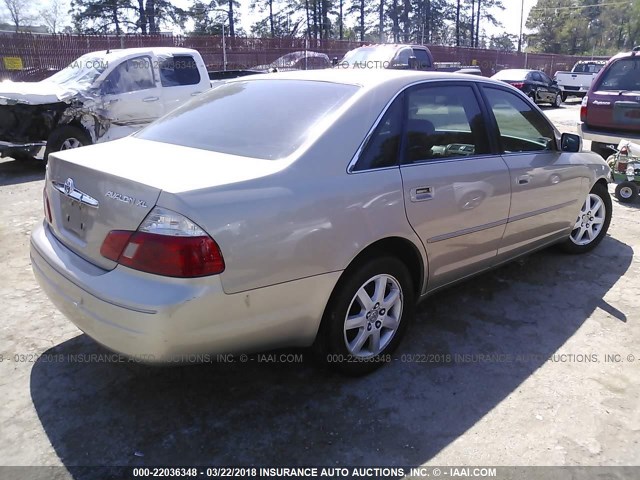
[0,47,211,162]
[553,60,607,101]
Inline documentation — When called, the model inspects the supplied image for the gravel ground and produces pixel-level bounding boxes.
[0,101,638,478]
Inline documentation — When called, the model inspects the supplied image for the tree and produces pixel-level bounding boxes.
[41,0,67,33]
[2,0,33,31]
[189,0,239,37]
[489,32,516,51]
[71,0,137,35]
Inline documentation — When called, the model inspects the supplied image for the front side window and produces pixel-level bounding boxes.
[483,87,556,153]
[102,56,155,94]
[353,95,403,171]
[403,84,490,163]
[137,80,358,160]
[159,55,201,87]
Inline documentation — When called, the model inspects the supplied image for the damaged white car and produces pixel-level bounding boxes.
[0,47,211,162]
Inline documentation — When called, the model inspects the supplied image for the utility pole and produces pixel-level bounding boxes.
[517,0,524,53]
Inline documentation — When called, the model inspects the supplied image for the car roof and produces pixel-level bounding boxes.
[81,47,199,60]
[225,68,489,89]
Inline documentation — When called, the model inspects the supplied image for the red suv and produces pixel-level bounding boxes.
[578,47,640,158]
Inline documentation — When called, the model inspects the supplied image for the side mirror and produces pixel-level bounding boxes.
[408,56,418,70]
[561,133,581,153]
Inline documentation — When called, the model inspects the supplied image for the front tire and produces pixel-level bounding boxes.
[560,182,612,254]
[615,181,638,203]
[320,257,415,375]
[44,125,92,163]
[553,93,562,108]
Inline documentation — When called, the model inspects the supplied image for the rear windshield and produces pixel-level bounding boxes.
[493,70,528,81]
[137,79,358,160]
[597,58,640,91]
[573,62,604,73]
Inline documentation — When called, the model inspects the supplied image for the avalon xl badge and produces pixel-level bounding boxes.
[52,178,99,208]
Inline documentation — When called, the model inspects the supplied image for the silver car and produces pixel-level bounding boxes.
[30,70,612,375]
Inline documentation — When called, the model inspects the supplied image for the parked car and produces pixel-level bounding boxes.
[554,60,607,101]
[31,70,611,375]
[337,44,435,71]
[0,47,211,162]
[253,51,332,71]
[491,69,563,107]
[578,47,640,158]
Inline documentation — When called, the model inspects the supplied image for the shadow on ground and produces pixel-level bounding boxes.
[30,235,633,478]
[0,157,45,186]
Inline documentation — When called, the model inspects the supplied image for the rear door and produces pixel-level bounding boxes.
[399,82,511,291]
[159,54,209,112]
[480,85,584,257]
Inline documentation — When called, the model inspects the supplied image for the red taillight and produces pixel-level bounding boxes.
[100,230,134,262]
[511,82,525,89]
[580,96,588,122]
[101,230,225,278]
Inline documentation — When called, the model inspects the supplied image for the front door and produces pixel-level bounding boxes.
[481,85,583,257]
[100,55,164,128]
[399,83,512,291]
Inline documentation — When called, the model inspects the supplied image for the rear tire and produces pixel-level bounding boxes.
[44,125,91,164]
[319,256,414,376]
[615,181,638,203]
[559,182,612,254]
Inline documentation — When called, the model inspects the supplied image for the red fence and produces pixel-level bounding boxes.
[0,32,610,81]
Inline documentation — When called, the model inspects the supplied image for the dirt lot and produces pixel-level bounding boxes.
[0,102,639,477]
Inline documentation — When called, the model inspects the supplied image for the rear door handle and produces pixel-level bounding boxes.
[191,91,203,96]
[517,175,531,185]
[410,186,434,202]
[143,96,159,102]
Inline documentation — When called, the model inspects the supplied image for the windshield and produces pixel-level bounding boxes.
[137,79,359,160]
[492,70,529,81]
[597,58,640,91]
[46,54,108,88]
[341,46,397,66]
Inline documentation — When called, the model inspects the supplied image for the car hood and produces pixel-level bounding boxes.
[52,136,290,193]
[0,80,85,105]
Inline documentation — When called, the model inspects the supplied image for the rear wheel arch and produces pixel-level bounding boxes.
[343,237,426,298]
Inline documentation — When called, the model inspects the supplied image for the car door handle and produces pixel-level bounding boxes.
[410,186,433,202]
[143,96,160,102]
[191,91,203,96]
[517,175,531,185]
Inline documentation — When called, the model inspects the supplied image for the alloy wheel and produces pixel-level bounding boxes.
[570,193,606,246]
[343,274,403,357]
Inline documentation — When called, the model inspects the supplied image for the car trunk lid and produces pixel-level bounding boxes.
[45,137,287,270]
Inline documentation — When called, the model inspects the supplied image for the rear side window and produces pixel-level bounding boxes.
[483,87,555,153]
[597,58,640,91]
[354,95,403,171]
[403,84,490,163]
[160,55,201,87]
[137,80,358,160]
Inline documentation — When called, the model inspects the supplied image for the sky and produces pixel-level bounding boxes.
[5,0,539,40]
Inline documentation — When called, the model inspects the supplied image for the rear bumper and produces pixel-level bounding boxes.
[558,86,588,95]
[578,122,640,146]
[30,221,340,362]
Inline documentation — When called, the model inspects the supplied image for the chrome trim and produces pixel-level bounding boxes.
[427,218,508,243]
[507,200,576,223]
[52,178,99,208]
[426,199,577,244]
